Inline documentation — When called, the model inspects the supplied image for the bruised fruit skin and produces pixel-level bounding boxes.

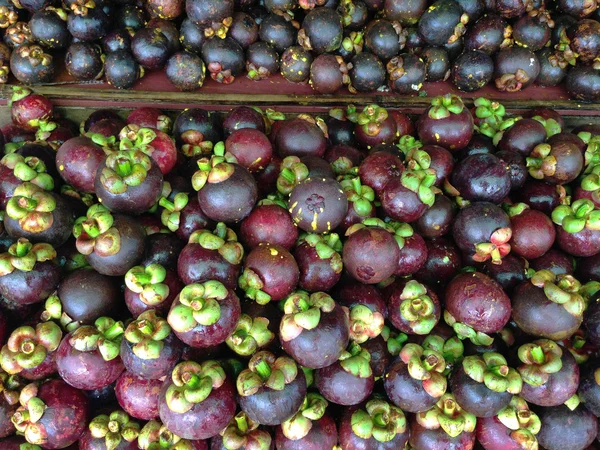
[159,360,237,440]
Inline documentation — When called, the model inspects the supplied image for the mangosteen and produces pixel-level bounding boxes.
[494,47,540,92]
[385,0,427,25]
[387,53,426,94]
[364,19,404,61]
[65,42,104,81]
[158,360,236,440]
[259,14,297,53]
[310,54,349,94]
[566,64,600,102]
[246,41,279,80]
[349,52,386,93]
[281,46,313,83]
[299,7,343,54]
[279,291,349,369]
[67,3,109,42]
[465,14,512,54]
[552,199,600,257]
[421,47,451,82]
[201,36,245,84]
[104,50,143,89]
[10,45,55,84]
[29,7,70,49]
[452,50,494,91]
[418,0,469,46]
[166,50,206,91]
[132,27,171,70]
[417,94,474,151]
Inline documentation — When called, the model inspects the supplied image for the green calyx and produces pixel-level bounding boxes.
[397,280,438,335]
[11,383,48,446]
[281,393,328,440]
[400,343,447,398]
[188,222,244,266]
[0,372,25,407]
[444,310,495,346]
[526,143,558,179]
[191,143,236,191]
[299,232,343,270]
[532,116,562,138]
[340,177,375,218]
[100,149,152,194]
[166,360,226,413]
[350,398,406,443]
[68,317,124,362]
[405,148,433,172]
[73,204,121,257]
[400,168,437,207]
[428,94,466,120]
[386,329,409,356]
[417,393,476,438]
[160,193,190,232]
[462,353,522,394]
[1,154,54,191]
[472,227,513,265]
[124,310,171,360]
[422,334,464,374]
[552,199,600,233]
[225,314,274,356]
[179,129,214,157]
[347,104,389,137]
[517,339,563,387]
[280,291,335,342]
[125,264,170,306]
[497,397,541,450]
[387,222,415,250]
[221,412,272,450]
[474,98,506,133]
[397,135,423,156]
[89,410,140,450]
[119,124,157,153]
[238,267,271,305]
[138,420,193,450]
[349,304,385,343]
[582,135,600,170]
[1,322,62,374]
[5,182,56,233]
[60,184,96,210]
[581,166,600,204]
[0,238,56,277]
[40,295,80,332]
[11,86,32,103]
[236,351,298,396]
[87,132,117,152]
[339,342,372,378]
[341,31,364,56]
[35,120,58,143]
[530,270,585,317]
[167,281,228,333]
[277,156,310,195]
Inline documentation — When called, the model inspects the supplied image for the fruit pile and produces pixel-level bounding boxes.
[1,87,600,450]
[1,0,600,100]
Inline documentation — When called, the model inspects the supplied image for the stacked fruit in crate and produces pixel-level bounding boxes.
[1,0,600,99]
[0,87,600,449]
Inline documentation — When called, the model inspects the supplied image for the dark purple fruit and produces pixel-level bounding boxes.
[201,37,244,84]
[67,6,109,42]
[349,52,386,93]
[259,14,297,53]
[29,8,70,49]
[537,405,598,450]
[115,371,161,420]
[494,47,540,92]
[418,0,468,46]
[65,42,104,81]
[387,53,427,94]
[166,50,206,91]
[421,47,451,82]
[299,7,343,54]
[10,45,56,84]
[132,27,170,70]
[246,41,279,80]
[452,51,494,92]
[280,46,313,83]
[104,50,143,89]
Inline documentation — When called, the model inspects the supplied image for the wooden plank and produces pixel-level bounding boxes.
[1,69,599,114]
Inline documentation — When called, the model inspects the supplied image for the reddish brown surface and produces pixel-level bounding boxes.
[2,69,599,115]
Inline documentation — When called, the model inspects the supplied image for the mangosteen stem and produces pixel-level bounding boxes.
[530,346,546,364]
[255,360,272,380]
[15,239,31,257]
[373,413,387,427]
[104,322,124,340]
[21,340,35,354]
[116,159,133,177]
[443,398,456,416]
[137,320,153,335]
[18,197,37,210]
[235,415,249,433]
[183,373,201,389]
